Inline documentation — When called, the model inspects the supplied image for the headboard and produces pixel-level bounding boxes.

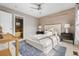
[44,24,62,35]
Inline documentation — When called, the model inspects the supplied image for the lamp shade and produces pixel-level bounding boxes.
[64,24,70,28]
[38,25,42,29]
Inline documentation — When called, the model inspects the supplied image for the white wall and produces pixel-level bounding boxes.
[24,15,38,39]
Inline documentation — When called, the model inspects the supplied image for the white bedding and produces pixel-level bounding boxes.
[26,36,53,54]
[31,33,52,39]
[26,34,60,54]
[26,34,52,47]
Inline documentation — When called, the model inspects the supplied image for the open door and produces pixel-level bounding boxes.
[15,16,23,39]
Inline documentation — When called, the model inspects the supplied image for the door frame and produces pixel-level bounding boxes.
[14,14,25,39]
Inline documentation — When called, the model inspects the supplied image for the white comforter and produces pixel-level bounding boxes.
[26,34,60,54]
[29,33,52,41]
[27,34,52,47]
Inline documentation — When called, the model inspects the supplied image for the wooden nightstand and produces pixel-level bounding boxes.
[61,33,74,44]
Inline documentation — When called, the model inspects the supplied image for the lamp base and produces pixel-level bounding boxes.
[65,28,69,33]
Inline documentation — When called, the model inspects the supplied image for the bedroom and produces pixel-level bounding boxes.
[0,3,79,56]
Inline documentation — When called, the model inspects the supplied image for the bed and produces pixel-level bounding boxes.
[26,24,61,54]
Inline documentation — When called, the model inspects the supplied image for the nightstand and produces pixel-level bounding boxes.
[61,33,74,44]
[36,31,44,34]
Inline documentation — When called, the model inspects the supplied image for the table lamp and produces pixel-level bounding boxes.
[64,24,70,33]
[38,25,42,31]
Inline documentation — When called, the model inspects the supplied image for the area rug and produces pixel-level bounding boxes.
[13,40,66,56]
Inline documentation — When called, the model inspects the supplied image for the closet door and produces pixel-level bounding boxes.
[0,10,12,34]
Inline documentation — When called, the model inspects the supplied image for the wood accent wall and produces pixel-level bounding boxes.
[39,8,75,34]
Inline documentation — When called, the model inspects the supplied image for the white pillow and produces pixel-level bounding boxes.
[45,31,52,36]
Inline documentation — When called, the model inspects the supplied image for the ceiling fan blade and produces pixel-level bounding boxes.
[31,7,38,10]
[32,3,42,6]
[30,3,44,10]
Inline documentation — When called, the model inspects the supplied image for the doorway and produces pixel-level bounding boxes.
[15,16,23,39]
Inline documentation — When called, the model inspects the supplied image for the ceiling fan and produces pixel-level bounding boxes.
[31,3,43,10]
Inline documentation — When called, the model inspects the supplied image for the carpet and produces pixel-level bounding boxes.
[13,40,66,56]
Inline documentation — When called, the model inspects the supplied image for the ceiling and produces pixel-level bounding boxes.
[0,3,76,18]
